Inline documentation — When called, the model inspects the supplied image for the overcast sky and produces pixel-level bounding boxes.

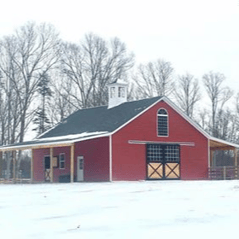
[1,0,239,91]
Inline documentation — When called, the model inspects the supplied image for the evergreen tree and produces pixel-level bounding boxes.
[33,73,52,135]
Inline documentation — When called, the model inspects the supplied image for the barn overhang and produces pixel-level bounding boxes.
[208,137,239,166]
[0,133,110,183]
[0,142,75,183]
[209,138,239,151]
[208,137,239,180]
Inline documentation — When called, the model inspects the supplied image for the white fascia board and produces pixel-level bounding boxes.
[162,97,210,139]
[36,131,109,142]
[163,97,239,148]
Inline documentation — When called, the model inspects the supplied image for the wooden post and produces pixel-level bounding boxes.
[223,166,226,180]
[31,149,34,183]
[50,148,53,183]
[13,151,16,183]
[210,150,214,168]
[235,149,238,179]
[70,144,74,183]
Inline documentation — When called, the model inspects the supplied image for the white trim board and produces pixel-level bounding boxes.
[128,140,195,146]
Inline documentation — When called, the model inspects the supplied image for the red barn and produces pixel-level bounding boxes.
[1,80,238,182]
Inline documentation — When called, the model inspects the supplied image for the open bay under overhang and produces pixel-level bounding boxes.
[0,141,76,184]
[209,137,239,180]
[209,138,239,151]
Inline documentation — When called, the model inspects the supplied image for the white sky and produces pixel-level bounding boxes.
[0,0,239,92]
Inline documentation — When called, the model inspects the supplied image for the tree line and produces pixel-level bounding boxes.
[0,21,239,148]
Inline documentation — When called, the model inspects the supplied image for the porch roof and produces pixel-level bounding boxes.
[209,136,239,151]
[0,132,110,151]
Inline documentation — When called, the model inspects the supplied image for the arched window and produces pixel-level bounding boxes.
[157,108,168,136]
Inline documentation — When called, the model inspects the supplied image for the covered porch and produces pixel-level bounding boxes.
[0,141,76,183]
[208,138,239,180]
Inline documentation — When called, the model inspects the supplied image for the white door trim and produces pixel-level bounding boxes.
[77,156,84,181]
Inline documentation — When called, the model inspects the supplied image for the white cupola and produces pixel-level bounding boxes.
[107,80,128,109]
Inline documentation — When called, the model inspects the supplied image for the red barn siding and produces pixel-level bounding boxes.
[33,137,109,182]
[33,146,71,182]
[75,137,109,181]
[52,146,71,182]
[112,100,208,180]
[33,148,49,182]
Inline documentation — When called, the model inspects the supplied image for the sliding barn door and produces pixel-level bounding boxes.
[147,144,180,180]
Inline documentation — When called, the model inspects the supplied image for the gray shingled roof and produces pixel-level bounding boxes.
[0,97,162,149]
[40,96,162,138]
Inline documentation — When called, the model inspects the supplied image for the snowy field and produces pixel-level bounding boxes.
[1,180,239,239]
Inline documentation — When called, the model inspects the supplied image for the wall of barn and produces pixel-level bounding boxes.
[112,100,208,180]
[33,148,49,182]
[75,136,110,181]
[33,136,109,182]
[33,146,71,182]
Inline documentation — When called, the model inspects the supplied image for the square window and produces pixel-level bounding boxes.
[118,87,125,97]
[59,154,65,169]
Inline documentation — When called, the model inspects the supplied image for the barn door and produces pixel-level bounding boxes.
[44,156,51,182]
[147,144,180,180]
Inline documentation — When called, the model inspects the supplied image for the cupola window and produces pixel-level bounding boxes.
[118,87,125,97]
[110,87,116,98]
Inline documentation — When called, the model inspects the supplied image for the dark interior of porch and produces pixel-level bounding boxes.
[209,140,238,180]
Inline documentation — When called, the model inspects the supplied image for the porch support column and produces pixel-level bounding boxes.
[70,144,74,183]
[31,149,34,183]
[13,151,16,183]
[235,148,238,179]
[210,150,214,167]
[50,147,53,183]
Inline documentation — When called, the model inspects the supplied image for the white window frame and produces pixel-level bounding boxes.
[110,87,116,98]
[157,108,169,137]
[118,87,125,98]
[59,153,65,169]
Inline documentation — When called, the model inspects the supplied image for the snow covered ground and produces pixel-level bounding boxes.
[1,180,239,239]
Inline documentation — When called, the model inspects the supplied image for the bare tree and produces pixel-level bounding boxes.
[0,56,21,178]
[132,59,174,99]
[59,33,134,109]
[215,109,232,140]
[48,71,76,124]
[203,71,233,137]
[0,22,61,178]
[197,108,210,131]
[232,92,239,143]
[174,73,201,118]
[0,22,61,143]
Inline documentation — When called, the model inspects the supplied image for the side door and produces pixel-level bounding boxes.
[77,156,84,181]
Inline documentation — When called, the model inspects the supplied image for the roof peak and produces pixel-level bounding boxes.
[108,79,128,85]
